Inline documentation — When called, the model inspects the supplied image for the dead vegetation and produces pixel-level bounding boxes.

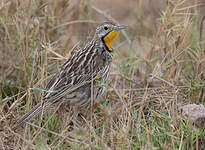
[0,0,205,149]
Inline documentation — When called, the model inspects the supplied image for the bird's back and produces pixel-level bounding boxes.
[42,40,111,106]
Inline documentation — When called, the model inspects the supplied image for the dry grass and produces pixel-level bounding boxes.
[0,0,205,149]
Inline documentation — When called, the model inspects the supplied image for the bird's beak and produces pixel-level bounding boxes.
[112,25,127,31]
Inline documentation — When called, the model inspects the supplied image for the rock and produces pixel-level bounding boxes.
[180,104,205,128]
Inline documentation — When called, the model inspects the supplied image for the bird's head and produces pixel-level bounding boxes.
[94,21,126,51]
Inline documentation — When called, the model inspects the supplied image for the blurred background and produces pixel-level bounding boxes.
[1,0,205,149]
[1,0,205,85]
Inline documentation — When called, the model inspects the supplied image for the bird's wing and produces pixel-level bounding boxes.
[42,44,106,103]
[43,73,93,99]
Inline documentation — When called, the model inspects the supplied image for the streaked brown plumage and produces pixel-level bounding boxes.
[16,21,126,126]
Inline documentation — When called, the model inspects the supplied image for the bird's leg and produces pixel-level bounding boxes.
[71,106,81,127]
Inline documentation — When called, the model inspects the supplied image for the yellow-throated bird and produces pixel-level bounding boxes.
[16,21,126,126]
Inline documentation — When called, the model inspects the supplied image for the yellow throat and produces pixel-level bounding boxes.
[103,30,120,51]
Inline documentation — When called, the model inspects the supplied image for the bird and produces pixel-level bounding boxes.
[16,21,126,126]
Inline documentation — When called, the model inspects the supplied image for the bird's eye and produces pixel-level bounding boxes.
[104,26,108,30]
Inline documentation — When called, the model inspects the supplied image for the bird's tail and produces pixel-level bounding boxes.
[16,102,46,126]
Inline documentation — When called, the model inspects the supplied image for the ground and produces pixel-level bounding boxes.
[0,0,205,149]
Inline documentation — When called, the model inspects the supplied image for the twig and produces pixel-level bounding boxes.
[52,20,98,30]
[150,74,175,87]
[7,128,35,148]
[107,84,205,92]
[26,122,87,145]
[118,73,143,88]
[200,16,205,49]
